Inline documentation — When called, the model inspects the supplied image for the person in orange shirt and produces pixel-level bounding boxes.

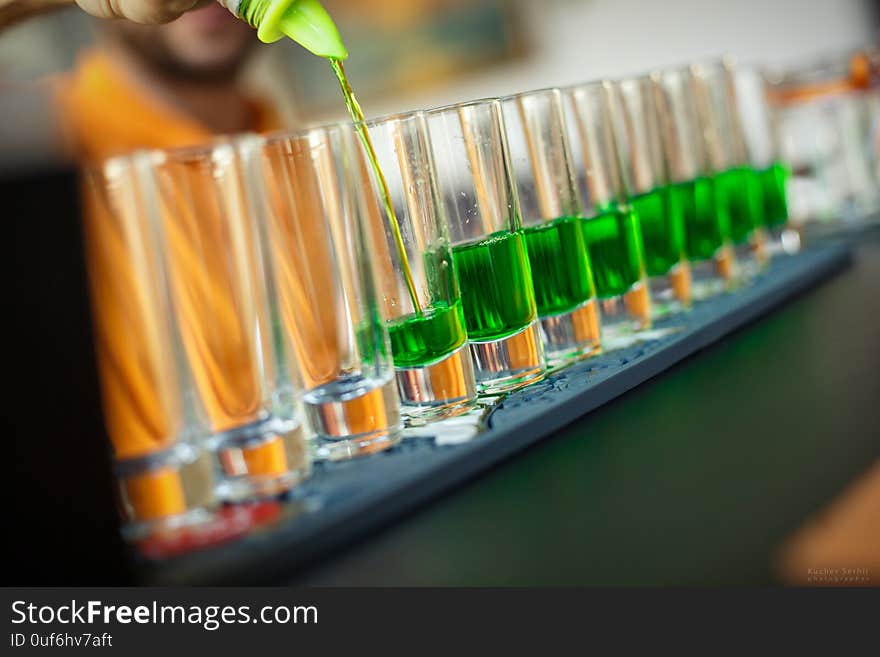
[1,0,294,530]
[54,3,281,163]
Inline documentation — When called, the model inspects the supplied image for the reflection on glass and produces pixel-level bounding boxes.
[150,140,310,495]
[501,88,602,364]
[564,81,652,336]
[83,154,216,534]
[260,128,403,459]
[358,113,477,419]
[611,76,691,315]
[426,99,546,393]
[691,60,767,277]
[652,68,738,297]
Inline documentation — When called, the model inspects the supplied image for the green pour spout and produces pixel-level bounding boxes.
[256,0,348,60]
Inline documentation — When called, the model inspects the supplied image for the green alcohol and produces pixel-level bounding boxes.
[451,230,537,342]
[759,162,790,229]
[329,58,421,314]
[522,216,595,317]
[677,176,729,262]
[715,166,763,245]
[386,299,467,368]
[631,186,687,278]
[580,207,645,299]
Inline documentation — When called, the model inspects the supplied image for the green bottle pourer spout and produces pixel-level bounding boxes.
[257,0,348,60]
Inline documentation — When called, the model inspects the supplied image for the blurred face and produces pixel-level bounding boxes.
[105,4,257,82]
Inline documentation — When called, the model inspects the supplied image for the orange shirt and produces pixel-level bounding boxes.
[54,49,280,164]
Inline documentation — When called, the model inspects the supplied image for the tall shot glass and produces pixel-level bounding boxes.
[82,155,217,535]
[426,99,547,394]
[611,76,692,315]
[260,128,403,459]
[501,88,602,365]
[651,68,737,298]
[360,112,477,419]
[691,59,767,276]
[564,82,652,338]
[149,139,311,496]
[732,63,799,255]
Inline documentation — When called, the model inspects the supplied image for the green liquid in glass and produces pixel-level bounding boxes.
[631,185,687,277]
[329,58,421,314]
[522,216,595,317]
[386,299,467,368]
[451,230,537,342]
[580,207,645,299]
[715,166,763,245]
[759,162,790,229]
[678,176,729,262]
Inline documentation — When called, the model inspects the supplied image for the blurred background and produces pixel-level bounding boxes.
[2,0,879,126]
[5,0,879,586]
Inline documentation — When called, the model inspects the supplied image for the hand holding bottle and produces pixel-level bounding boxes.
[1,0,346,59]
[0,0,208,28]
[73,0,203,23]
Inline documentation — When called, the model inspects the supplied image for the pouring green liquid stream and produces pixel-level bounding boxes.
[224,0,422,314]
[328,58,422,314]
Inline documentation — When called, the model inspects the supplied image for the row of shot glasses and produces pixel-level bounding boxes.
[83,58,792,536]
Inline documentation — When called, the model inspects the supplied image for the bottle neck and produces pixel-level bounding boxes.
[217,0,272,29]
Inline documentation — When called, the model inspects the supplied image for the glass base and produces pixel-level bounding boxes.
[211,417,311,502]
[304,373,403,461]
[114,442,217,538]
[734,242,759,280]
[313,430,402,462]
[690,258,726,300]
[691,245,738,300]
[714,243,738,283]
[649,262,692,318]
[396,343,477,421]
[539,298,602,366]
[734,229,769,280]
[599,280,652,336]
[469,319,546,395]
[765,226,801,256]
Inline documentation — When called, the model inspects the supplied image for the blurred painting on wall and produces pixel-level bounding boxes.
[278,0,528,116]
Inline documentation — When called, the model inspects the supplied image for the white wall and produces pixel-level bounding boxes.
[364,0,877,116]
[1,0,874,124]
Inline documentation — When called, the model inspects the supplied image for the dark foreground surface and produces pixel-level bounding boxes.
[140,234,879,585]
[295,235,879,586]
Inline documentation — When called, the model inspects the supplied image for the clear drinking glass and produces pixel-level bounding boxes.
[765,50,880,230]
[259,127,403,459]
[651,67,738,297]
[563,81,652,337]
[733,63,799,255]
[361,112,477,419]
[691,59,768,276]
[82,154,217,535]
[426,99,546,394]
[501,88,601,365]
[149,138,311,494]
[611,76,692,315]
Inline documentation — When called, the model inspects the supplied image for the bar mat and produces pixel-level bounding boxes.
[142,243,853,584]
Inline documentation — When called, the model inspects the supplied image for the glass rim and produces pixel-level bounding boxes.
[261,126,317,149]
[424,96,503,116]
[362,108,427,130]
[86,151,135,178]
[261,110,430,149]
[689,57,731,78]
[499,86,564,104]
[560,79,613,96]
[614,73,657,88]
[652,65,693,82]
[150,136,247,165]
